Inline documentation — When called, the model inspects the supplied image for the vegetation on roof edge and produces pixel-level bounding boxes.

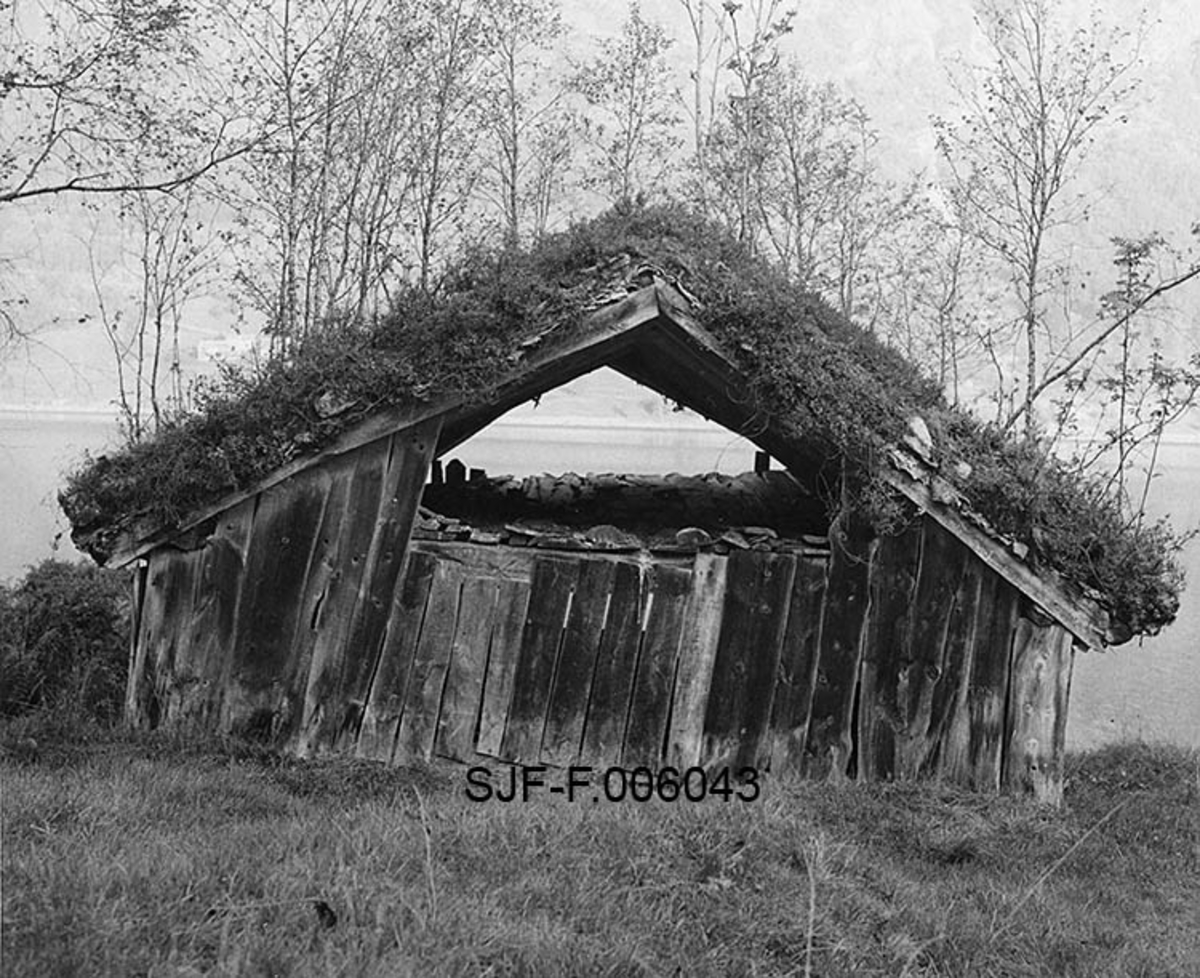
[59,203,1185,640]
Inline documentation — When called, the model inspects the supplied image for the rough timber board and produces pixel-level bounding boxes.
[270,453,357,750]
[355,549,437,763]
[153,551,203,722]
[1003,616,1074,804]
[222,467,328,742]
[1049,638,1074,802]
[164,544,246,727]
[733,552,798,771]
[666,553,729,769]
[130,547,201,729]
[475,578,533,758]
[623,563,692,768]
[500,557,578,763]
[394,558,465,761]
[895,520,969,780]
[170,499,254,729]
[928,554,986,784]
[126,562,147,722]
[804,517,876,780]
[295,446,387,755]
[127,555,158,726]
[580,560,644,767]
[966,574,1020,791]
[410,541,535,583]
[334,420,441,753]
[856,522,923,783]
[542,559,619,766]
[434,574,501,762]
[701,551,797,771]
[767,556,828,775]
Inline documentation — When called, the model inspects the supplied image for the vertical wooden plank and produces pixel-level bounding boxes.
[966,574,1020,791]
[1003,616,1074,804]
[804,514,875,780]
[394,558,465,761]
[767,556,827,775]
[270,456,355,750]
[130,547,208,730]
[152,548,205,726]
[579,560,644,767]
[735,553,797,772]
[1050,642,1075,799]
[128,552,169,729]
[500,557,578,764]
[434,575,501,762]
[124,560,148,727]
[893,520,968,780]
[928,554,986,784]
[222,466,328,744]
[337,419,441,753]
[295,443,387,755]
[666,554,728,769]
[354,549,437,762]
[177,498,256,730]
[856,522,923,783]
[542,559,618,766]
[475,577,533,757]
[700,552,796,771]
[623,562,692,768]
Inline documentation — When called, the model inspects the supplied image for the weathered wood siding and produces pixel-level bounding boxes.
[128,423,441,754]
[363,544,829,773]
[130,489,1076,801]
[1003,609,1075,805]
[847,517,1073,802]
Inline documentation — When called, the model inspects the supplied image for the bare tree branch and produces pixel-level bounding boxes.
[1005,262,1200,431]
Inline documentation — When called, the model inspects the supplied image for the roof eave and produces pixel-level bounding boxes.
[101,286,667,567]
[885,456,1113,651]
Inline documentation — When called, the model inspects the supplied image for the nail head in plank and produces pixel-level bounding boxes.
[543,559,619,766]
[622,562,692,768]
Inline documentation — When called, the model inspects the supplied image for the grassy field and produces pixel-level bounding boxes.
[2,719,1197,977]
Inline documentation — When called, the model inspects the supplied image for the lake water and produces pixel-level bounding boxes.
[2,391,1196,751]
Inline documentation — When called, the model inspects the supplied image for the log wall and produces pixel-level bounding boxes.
[128,440,1076,802]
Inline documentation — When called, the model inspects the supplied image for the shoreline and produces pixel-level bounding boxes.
[5,405,1200,447]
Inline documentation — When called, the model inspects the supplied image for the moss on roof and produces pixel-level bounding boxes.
[59,203,1185,640]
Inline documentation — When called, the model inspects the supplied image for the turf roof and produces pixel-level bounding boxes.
[59,203,1185,641]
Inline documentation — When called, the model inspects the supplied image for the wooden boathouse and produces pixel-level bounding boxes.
[94,279,1113,804]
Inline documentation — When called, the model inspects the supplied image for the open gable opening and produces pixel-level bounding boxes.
[418,368,833,556]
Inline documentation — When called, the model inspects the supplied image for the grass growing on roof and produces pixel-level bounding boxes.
[59,203,1186,638]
